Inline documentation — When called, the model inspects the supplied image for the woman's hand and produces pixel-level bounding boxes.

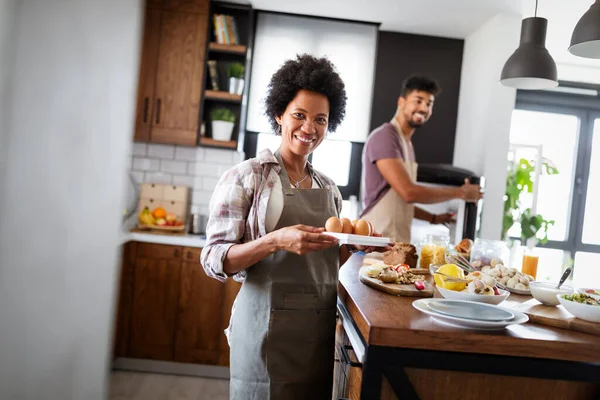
[271,224,339,255]
[353,232,394,254]
[460,178,483,203]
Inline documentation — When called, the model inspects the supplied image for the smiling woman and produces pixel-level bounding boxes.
[201,54,390,400]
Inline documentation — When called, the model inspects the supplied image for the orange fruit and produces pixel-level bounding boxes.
[325,216,343,233]
[340,218,353,234]
[152,207,166,219]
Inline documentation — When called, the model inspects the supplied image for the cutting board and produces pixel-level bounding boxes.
[512,299,600,336]
[362,258,430,275]
[358,266,434,297]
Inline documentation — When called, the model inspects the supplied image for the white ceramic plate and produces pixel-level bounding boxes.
[577,288,600,301]
[437,286,510,305]
[323,232,391,247]
[412,299,529,331]
[557,294,600,323]
[504,285,531,296]
[427,299,514,321]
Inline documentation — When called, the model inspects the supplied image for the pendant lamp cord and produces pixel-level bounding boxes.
[535,0,538,17]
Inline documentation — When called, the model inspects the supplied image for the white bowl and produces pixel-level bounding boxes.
[577,288,600,301]
[557,294,600,323]
[529,281,573,306]
[437,286,510,305]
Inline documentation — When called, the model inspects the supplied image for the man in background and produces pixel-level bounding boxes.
[360,75,482,243]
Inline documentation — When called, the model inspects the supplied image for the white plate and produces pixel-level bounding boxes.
[427,299,514,321]
[504,286,531,296]
[412,299,529,331]
[557,294,600,323]
[437,286,510,305]
[323,232,391,247]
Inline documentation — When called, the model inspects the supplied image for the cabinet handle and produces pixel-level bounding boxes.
[143,97,149,123]
[187,251,193,260]
[340,345,362,368]
[173,248,179,257]
[155,99,161,124]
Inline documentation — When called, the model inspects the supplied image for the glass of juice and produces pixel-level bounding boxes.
[521,253,539,279]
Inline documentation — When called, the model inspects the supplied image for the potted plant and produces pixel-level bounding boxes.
[227,62,245,95]
[502,157,559,264]
[210,108,236,141]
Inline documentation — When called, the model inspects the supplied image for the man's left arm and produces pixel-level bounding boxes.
[414,207,455,225]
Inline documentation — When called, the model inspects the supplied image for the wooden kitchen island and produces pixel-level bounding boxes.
[335,253,600,400]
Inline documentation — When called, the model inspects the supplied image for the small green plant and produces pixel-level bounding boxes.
[210,107,236,123]
[502,157,559,245]
[227,62,245,79]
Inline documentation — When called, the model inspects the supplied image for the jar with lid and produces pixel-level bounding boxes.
[419,234,450,268]
[470,239,509,267]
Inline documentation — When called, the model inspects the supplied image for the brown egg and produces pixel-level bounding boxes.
[353,219,371,236]
[340,218,353,234]
[366,221,374,236]
[351,219,359,230]
[325,216,343,233]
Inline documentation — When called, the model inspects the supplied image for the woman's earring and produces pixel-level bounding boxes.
[277,124,282,135]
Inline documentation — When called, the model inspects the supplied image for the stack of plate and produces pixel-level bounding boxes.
[412,299,529,330]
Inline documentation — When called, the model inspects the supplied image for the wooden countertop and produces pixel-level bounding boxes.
[338,253,600,364]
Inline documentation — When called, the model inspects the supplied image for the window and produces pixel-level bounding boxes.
[509,84,600,282]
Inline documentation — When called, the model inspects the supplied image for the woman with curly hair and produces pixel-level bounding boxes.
[201,54,387,399]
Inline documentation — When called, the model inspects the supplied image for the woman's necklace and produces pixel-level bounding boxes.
[288,171,310,188]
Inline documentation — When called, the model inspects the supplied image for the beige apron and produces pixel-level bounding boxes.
[362,121,418,243]
[228,150,339,400]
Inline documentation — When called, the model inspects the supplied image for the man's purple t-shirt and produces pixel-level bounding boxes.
[360,123,416,216]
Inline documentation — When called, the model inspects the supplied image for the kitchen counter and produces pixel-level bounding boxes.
[119,230,206,248]
[336,253,600,399]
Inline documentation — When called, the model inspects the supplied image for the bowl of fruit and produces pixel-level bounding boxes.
[138,206,185,231]
[434,264,510,305]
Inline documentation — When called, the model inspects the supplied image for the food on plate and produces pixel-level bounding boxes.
[466,279,494,295]
[156,218,167,226]
[478,263,533,291]
[455,238,473,258]
[152,207,166,219]
[325,216,343,233]
[433,264,466,292]
[353,219,373,236]
[365,264,385,278]
[166,212,177,222]
[582,288,600,296]
[138,207,156,225]
[414,281,425,291]
[562,293,600,306]
[340,218,353,234]
[466,271,496,287]
[383,243,418,268]
[369,266,420,285]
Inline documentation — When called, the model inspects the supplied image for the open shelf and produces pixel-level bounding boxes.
[199,136,238,149]
[208,42,247,55]
[204,90,242,103]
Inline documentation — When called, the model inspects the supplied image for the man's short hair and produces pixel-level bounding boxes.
[401,75,441,97]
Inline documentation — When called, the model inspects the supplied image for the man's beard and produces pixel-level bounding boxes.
[407,113,428,129]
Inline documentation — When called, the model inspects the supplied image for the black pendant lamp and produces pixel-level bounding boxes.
[500,0,558,90]
[569,0,600,59]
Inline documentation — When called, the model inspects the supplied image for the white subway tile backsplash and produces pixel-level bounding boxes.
[132,157,160,172]
[174,146,204,162]
[202,177,219,192]
[192,190,214,205]
[189,162,222,177]
[130,171,144,184]
[132,143,147,156]
[172,175,195,187]
[148,144,175,159]
[144,172,172,185]
[204,148,233,164]
[161,160,188,174]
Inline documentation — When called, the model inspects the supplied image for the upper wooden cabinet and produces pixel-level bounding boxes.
[133,0,209,146]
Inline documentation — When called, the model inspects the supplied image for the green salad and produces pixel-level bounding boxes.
[561,293,600,306]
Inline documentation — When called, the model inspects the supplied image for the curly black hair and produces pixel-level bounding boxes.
[401,75,442,97]
[264,54,347,133]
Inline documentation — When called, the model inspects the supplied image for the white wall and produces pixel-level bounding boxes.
[0,1,141,398]
[453,13,521,240]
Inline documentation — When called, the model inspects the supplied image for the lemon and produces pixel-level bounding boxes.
[434,264,466,291]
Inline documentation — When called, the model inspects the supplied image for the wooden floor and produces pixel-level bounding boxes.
[109,371,229,400]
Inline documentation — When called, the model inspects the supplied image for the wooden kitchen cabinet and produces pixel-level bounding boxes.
[128,243,183,360]
[174,247,226,364]
[113,242,137,358]
[133,0,209,145]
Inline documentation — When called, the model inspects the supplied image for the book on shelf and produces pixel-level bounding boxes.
[212,14,240,45]
[207,60,220,91]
